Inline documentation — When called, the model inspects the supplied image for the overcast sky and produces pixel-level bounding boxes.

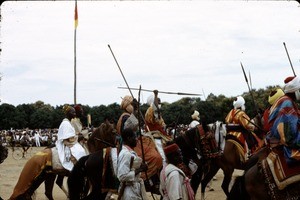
[1,1,300,107]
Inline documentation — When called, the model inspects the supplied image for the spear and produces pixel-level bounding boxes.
[283,42,296,76]
[240,62,260,116]
[117,86,202,96]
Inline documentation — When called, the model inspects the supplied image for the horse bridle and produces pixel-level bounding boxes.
[94,137,116,147]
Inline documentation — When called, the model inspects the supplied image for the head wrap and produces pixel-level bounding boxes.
[63,104,72,115]
[268,88,284,105]
[283,76,300,93]
[191,110,200,120]
[163,143,180,155]
[233,96,245,110]
[147,94,155,106]
[74,104,82,113]
[121,95,134,113]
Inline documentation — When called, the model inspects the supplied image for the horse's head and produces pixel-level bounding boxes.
[87,121,118,153]
[208,121,226,152]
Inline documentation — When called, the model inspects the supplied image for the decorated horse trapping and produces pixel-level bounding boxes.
[9,149,52,200]
[262,146,300,190]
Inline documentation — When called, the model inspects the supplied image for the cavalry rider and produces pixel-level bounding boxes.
[56,105,86,171]
[188,110,200,129]
[262,88,285,133]
[225,96,258,157]
[116,95,139,135]
[267,76,300,164]
[145,90,168,136]
[71,104,89,152]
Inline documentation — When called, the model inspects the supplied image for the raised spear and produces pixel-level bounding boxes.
[118,86,202,96]
[283,42,296,76]
[240,62,260,116]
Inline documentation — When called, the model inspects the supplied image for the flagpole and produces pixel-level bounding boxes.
[74,0,78,105]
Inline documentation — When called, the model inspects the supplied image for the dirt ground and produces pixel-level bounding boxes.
[0,147,243,200]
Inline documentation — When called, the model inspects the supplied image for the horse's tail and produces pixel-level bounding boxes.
[68,154,90,200]
[228,175,250,200]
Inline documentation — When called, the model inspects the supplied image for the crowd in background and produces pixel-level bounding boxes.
[0,129,58,147]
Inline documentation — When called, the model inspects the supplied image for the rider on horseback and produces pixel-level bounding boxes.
[225,96,258,157]
[267,76,300,164]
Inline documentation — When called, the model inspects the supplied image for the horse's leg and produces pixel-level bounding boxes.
[55,175,69,197]
[85,151,104,200]
[68,155,89,200]
[44,174,56,200]
[190,166,203,195]
[245,164,268,200]
[200,160,220,200]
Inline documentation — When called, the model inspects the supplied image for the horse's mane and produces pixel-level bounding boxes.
[174,126,201,164]
[87,122,116,153]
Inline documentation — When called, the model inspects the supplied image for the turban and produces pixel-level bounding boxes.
[74,104,82,113]
[63,104,72,115]
[233,96,245,109]
[191,110,200,120]
[283,76,300,93]
[147,94,155,106]
[121,95,133,113]
[163,143,180,155]
[268,88,284,105]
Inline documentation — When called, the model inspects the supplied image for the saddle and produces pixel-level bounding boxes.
[265,147,300,190]
[196,125,219,158]
[51,147,65,171]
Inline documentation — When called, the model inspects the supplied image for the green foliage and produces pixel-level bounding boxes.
[0,86,284,129]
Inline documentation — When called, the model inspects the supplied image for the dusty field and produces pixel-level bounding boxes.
[0,147,243,200]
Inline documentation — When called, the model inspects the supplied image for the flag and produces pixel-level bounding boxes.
[74,0,78,29]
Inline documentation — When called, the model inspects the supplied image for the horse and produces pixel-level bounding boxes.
[228,145,300,200]
[134,120,226,199]
[8,122,115,200]
[208,113,266,198]
[67,121,118,200]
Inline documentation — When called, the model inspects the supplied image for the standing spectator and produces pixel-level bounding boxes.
[34,131,41,147]
[117,128,148,200]
[160,143,195,200]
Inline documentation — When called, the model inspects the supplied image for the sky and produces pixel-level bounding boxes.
[1,0,300,107]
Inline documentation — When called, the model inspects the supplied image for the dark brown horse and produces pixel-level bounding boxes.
[228,145,300,200]
[68,121,118,200]
[136,121,226,200]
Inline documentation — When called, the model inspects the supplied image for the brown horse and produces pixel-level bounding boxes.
[198,114,265,199]
[228,145,300,200]
[8,121,117,200]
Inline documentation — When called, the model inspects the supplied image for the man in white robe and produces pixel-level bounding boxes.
[56,105,87,171]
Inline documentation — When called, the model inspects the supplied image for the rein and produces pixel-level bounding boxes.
[94,137,116,148]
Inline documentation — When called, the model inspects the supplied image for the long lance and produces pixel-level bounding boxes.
[137,85,156,200]
[240,62,260,116]
[108,44,149,131]
[108,45,156,199]
[118,86,202,96]
[283,42,296,76]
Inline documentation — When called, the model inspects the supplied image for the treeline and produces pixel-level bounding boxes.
[0,86,280,130]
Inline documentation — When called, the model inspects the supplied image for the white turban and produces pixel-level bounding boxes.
[191,110,200,120]
[283,76,300,93]
[233,96,245,110]
[147,94,154,106]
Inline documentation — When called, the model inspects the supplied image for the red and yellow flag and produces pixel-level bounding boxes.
[74,0,78,28]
